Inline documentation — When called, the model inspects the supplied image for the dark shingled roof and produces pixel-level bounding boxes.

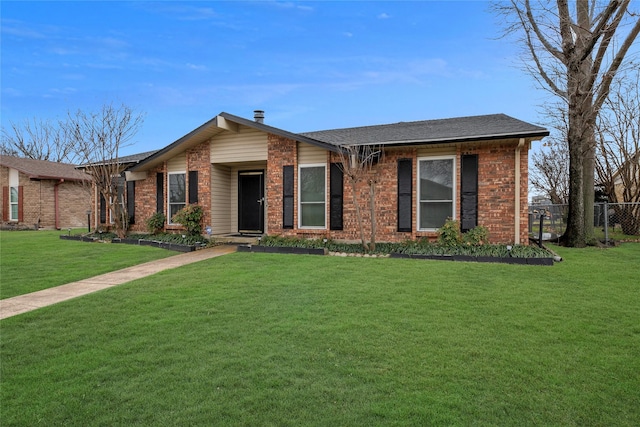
[78,150,160,168]
[117,150,160,164]
[300,114,549,146]
[0,155,91,181]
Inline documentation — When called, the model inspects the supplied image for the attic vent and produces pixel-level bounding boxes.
[254,110,265,123]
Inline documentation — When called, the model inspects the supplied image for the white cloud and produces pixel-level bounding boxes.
[43,87,77,98]
[186,63,207,71]
[378,13,391,19]
[0,20,46,39]
[268,2,314,13]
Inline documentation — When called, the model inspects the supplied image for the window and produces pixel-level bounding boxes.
[299,165,326,228]
[10,187,18,221]
[418,156,455,230]
[8,168,19,221]
[168,172,186,223]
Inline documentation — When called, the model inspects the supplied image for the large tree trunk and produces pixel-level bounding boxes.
[564,127,587,247]
[577,0,596,244]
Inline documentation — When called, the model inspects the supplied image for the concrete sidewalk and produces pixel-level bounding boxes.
[0,245,237,320]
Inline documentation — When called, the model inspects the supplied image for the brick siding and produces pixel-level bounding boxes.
[1,166,91,229]
[266,135,530,244]
[127,141,211,233]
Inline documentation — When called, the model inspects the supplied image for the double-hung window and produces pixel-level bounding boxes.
[299,164,326,228]
[168,172,186,223]
[418,156,455,230]
[9,168,19,221]
[9,187,18,221]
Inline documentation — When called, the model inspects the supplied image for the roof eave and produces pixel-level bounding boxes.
[218,113,342,153]
[130,116,221,172]
[130,113,342,172]
[348,130,550,147]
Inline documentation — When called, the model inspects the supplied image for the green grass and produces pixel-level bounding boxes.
[0,230,173,299]
[1,244,639,425]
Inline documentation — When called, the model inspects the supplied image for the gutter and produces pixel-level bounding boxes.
[350,131,550,147]
[514,139,525,244]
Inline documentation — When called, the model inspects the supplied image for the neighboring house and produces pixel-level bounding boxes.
[116,111,548,244]
[0,155,92,229]
[611,151,639,203]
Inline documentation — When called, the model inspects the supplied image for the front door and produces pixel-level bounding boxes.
[238,171,264,234]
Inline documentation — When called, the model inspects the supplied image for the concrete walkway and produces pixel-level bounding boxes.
[0,245,237,320]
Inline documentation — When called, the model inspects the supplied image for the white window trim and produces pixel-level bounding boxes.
[417,155,456,231]
[298,163,327,229]
[9,168,19,221]
[168,171,186,224]
[9,187,19,221]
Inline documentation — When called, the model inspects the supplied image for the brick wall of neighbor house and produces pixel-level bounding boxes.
[129,141,211,233]
[56,182,91,228]
[0,166,7,221]
[1,166,90,228]
[267,135,530,244]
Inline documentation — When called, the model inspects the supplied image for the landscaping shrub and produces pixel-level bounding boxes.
[258,235,552,258]
[171,204,204,235]
[438,218,463,246]
[146,212,166,234]
[463,225,489,245]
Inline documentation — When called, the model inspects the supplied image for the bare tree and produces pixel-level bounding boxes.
[1,118,79,163]
[596,72,640,235]
[531,137,570,204]
[336,145,382,251]
[494,0,640,246]
[68,104,144,237]
[530,100,570,204]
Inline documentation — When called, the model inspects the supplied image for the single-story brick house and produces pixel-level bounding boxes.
[117,111,549,244]
[0,155,92,229]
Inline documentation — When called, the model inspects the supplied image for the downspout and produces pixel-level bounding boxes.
[514,139,525,244]
[54,179,64,230]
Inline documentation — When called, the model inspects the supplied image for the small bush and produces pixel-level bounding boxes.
[438,218,462,246]
[256,234,552,259]
[463,225,489,246]
[171,204,204,235]
[146,212,166,234]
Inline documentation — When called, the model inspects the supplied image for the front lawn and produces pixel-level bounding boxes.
[0,230,173,299]
[1,244,638,425]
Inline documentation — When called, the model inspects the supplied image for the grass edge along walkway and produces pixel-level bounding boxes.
[0,245,236,320]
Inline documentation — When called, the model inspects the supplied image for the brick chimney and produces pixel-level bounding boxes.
[254,110,265,123]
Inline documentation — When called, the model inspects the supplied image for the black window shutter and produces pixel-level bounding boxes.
[188,171,198,204]
[100,194,107,223]
[156,173,164,213]
[397,158,412,232]
[127,181,136,225]
[283,165,294,229]
[460,154,479,232]
[330,163,343,230]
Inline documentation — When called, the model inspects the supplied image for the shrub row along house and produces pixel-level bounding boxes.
[0,155,92,229]
[96,111,549,244]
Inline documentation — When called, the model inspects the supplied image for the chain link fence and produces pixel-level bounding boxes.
[528,202,640,243]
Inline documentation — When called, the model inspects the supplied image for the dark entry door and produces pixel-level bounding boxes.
[238,171,264,234]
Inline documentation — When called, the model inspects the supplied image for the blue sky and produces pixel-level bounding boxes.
[1,1,548,155]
